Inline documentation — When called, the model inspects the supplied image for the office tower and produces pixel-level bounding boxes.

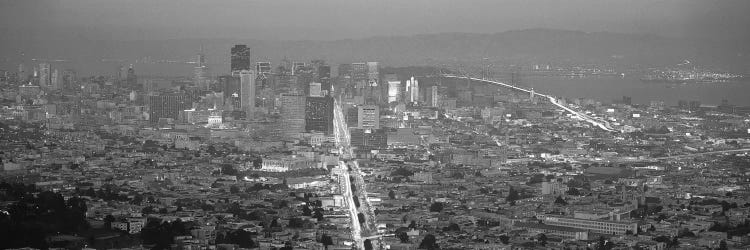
[126,65,137,86]
[280,93,307,136]
[305,96,334,134]
[431,86,440,107]
[148,94,192,123]
[351,63,367,84]
[239,70,256,117]
[50,69,60,90]
[39,63,51,88]
[367,62,379,86]
[256,62,272,74]
[386,74,400,103]
[357,105,379,129]
[291,62,305,75]
[219,75,241,110]
[338,63,352,78]
[309,82,322,97]
[194,46,209,90]
[407,76,419,103]
[62,69,77,91]
[317,65,331,93]
[230,45,251,73]
[18,64,25,81]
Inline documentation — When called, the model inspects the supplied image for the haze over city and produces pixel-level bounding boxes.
[1,1,750,250]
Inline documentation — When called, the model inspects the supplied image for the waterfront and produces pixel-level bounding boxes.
[524,75,750,107]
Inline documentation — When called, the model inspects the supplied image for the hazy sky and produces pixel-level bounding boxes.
[1,0,749,41]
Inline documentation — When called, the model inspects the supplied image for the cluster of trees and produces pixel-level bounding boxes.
[418,234,439,249]
[215,230,256,248]
[0,183,89,249]
[141,218,191,249]
[429,202,444,212]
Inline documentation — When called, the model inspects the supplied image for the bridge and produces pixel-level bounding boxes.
[441,74,617,132]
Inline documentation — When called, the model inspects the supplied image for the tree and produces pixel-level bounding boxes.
[538,233,547,246]
[567,187,581,196]
[506,187,520,205]
[499,235,510,244]
[104,214,116,229]
[364,239,373,250]
[718,240,728,250]
[429,202,444,212]
[419,234,439,250]
[397,231,410,243]
[230,185,240,194]
[302,205,312,216]
[389,190,396,199]
[554,196,568,206]
[314,209,324,221]
[320,234,333,247]
[444,223,460,231]
[358,213,366,225]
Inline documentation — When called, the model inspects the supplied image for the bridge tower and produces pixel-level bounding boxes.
[530,88,535,101]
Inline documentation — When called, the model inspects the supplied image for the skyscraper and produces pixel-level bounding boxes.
[220,75,241,110]
[280,93,307,136]
[386,74,401,103]
[194,46,209,90]
[38,63,50,88]
[231,45,251,73]
[357,105,380,129]
[239,70,256,117]
[431,85,440,107]
[305,96,334,134]
[51,69,60,90]
[126,65,137,87]
[367,62,379,87]
[407,76,419,103]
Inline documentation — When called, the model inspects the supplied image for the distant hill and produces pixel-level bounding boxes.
[1,29,747,76]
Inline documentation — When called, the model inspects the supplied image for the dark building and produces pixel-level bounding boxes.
[305,96,335,134]
[219,75,241,110]
[126,65,137,87]
[230,45,251,72]
[148,94,192,123]
[318,65,332,93]
[350,128,387,150]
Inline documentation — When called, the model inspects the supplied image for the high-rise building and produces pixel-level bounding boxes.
[220,75,241,110]
[309,82,323,97]
[148,94,192,123]
[239,70,256,117]
[126,65,137,87]
[62,69,77,90]
[194,46,209,90]
[385,74,400,103]
[18,64,25,81]
[256,62,272,75]
[367,62,379,87]
[280,93,307,136]
[50,69,60,90]
[351,63,367,84]
[38,63,51,88]
[407,76,419,103]
[338,63,352,78]
[230,45,251,73]
[357,105,380,129]
[305,96,334,134]
[431,86,440,107]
